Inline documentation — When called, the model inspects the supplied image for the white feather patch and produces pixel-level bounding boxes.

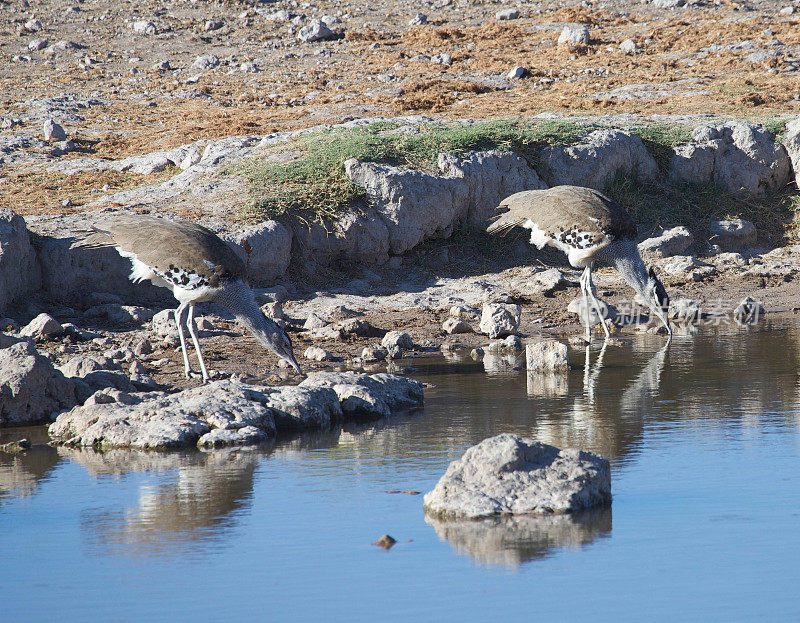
[522,220,550,250]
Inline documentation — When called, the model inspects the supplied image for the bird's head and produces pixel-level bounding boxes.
[645,266,672,335]
[253,315,303,375]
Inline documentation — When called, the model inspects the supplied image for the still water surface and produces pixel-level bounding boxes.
[2,321,800,621]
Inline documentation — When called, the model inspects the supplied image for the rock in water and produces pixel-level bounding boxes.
[423,433,610,519]
[525,340,569,372]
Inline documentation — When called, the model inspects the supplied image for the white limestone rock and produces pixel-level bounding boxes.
[297,19,335,42]
[538,130,658,190]
[443,318,472,334]
[0,210,41,313]
[558,24,590,47]
[20,313,64,340]
[423,434,611,519]
[638,226,694,258]
[381,330,413,350]
[479,303,521,338]
[783,117,800,189]
[344,150,544,257]
[300,371,424,412]
[525,340,569,372]
[0,339,77,426]
[669,122,791,196]
[303,346,336,361]
[709,219,756,251]
[229,220,292,284]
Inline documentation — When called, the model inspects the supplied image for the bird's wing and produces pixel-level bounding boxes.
[487,186,637,242]
[88,215,246,287]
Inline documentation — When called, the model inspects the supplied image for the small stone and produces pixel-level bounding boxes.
[496,8,520,20]
[558,24,590,47]
[779,6,794,15]
[431,53,452,65]
[28,38,48,51]
[507,66,527,80]
[525,340,569,372]
[450,305,480,320]
[709,219,756,251]
[240,62,259,73]
[204,20,223,31]
[381,331,413,350]
[20,313,64,340]
[409,13,427,26]
[132,20,157,35]
[191,54,219,71]
[43,119,66,142]
[151,60,171,70]
[303,313,328,330]
[362,345,388,362]
[372,534,397,549]
[297,19,335,42]
[132,339,153,356]
[25,18,43,31]
[442,318,472,334]
[479,303,521,339]
[129,360,147,375]
[304,346,336,361]
[620,39,639,54]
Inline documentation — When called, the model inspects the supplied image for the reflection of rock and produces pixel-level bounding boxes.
[426,507,612,567]
[526,371,568,397]
[423,434,611,519]
[0,444,61,500]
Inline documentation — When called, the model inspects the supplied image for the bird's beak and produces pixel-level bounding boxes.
[286,352,303,375]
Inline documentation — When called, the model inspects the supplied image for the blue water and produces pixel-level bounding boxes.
[2,322,800,621]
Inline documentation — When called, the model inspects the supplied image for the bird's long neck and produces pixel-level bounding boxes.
[215,279,268,334]
[608,240,649,300]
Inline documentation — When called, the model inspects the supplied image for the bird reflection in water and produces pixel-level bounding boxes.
[432,339,669,567]
[61,447,268,557]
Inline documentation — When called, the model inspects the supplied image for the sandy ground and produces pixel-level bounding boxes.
[1,0,799,211]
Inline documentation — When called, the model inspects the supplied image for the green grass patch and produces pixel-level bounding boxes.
[631,124,694,173]
[236,119,589,221]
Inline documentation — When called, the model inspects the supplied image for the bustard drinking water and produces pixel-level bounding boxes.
[487,185,671,341]
[79,214,302,381]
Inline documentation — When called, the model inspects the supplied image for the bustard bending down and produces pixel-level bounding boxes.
[79,215,302,381]
[487,185,671,341]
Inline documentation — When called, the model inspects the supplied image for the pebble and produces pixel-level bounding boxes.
[43,119,66,142]
[496,9,520,20]
[507,66,527,79]
[132,21,157,35]
[431,53,452,65]
[25,18,43,31]
[28,38,48,51]
[558,24,589,47]
[620,39,639,54]
[409,13,427,26]
[204,20,224,31]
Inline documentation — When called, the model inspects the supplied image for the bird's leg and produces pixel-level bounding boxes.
[580,266,592,343]
[186,303,210,383]
[174,302,197,379]
[587,267,611,340]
